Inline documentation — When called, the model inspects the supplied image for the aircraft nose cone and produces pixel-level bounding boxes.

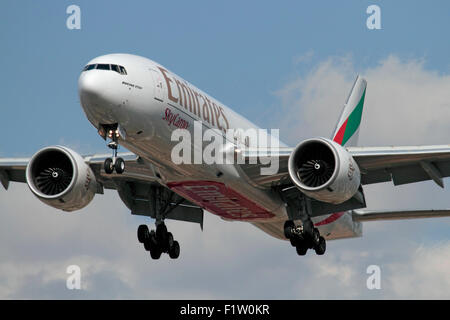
[78,70,118,124]
[78,71,103,100]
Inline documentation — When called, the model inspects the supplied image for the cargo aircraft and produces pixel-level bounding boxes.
[2,54,450,259]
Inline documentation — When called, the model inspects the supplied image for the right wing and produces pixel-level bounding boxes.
[235,144,450,218]
[348,145,450,187]
[237,144,450,189]
[0,158,29,189]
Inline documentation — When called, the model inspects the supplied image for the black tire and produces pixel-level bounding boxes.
[169,241,180,259]
[283,220,295,239]
[156,223,168,244]
[166,232,174,250]
[314,236,326,255]
[104,158,114,174]
[149,231,162,259]
[150,246,162,259]
[289,237,297,247]
[312,228,320,246]
[137,225,149,243]
[144,230,156,251]
[296,243,308,256]
[115,157,125,174]
[143,239,151,251]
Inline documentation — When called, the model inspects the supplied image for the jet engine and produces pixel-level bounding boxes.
[25,146,97,211]
[288,138,360,204]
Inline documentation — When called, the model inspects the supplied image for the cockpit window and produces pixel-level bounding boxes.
[96,64,110,70]
[83,64,96,71]
[82,63,127,75]
[111,64,120,74]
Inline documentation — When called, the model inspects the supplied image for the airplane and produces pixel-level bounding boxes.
[2,53,450,259]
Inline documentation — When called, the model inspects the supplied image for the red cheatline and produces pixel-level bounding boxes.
[314,212,345,226]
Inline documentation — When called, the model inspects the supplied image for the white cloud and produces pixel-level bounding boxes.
[387,242,450,299]
[293,49,314,65]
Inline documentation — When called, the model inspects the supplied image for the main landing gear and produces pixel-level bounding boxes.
[137,222,180,260]
[134,186,186,260]
[284,219,326,256]
[103,127,125,174]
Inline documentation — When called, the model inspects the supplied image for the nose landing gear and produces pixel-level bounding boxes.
[102,126,125,174]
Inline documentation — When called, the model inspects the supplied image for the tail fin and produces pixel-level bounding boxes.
[331,75,367,147]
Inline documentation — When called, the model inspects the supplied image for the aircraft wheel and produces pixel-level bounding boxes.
[169,241,180,259]
[137,224,149,243]
[314,236,326,255]
[284,220,295,239]
[311,228,320,246]
[115,157,125,174]
[156,223,168,244]
[289,237,297,247]
[166,232,174,250]
[150,246,162,259]
[296,242,308,256]
[104,158,114,174]
[144,230,156,251]
[149,232,162,259]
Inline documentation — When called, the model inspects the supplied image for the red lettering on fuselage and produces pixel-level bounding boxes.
[167,181,275,220]
[157,67,230,133]
[162,108,189,129]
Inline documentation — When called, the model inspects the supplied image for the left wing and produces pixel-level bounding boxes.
[238,144,450,189]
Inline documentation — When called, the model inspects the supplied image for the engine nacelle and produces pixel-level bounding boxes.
[288,138,360,204]
[25,146,97,211]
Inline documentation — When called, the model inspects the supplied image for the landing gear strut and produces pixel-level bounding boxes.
[284,219,326,256]
[137,222,180,260]
[103,125,125,174]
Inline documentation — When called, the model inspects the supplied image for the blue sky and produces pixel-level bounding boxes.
[2,0,450,156]
[1,1,450,299]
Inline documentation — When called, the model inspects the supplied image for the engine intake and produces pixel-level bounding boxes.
[288,138,360,204]
[29,149,74,196]
[26,146,97,211]
[295,141,335,188]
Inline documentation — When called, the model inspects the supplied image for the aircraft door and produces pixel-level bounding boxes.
[150,68,164,102]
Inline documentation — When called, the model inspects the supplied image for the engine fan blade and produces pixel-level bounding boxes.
[297,159,333,187]
[35,167,72,195]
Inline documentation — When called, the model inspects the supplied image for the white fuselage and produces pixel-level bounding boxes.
[78,53,362,241]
